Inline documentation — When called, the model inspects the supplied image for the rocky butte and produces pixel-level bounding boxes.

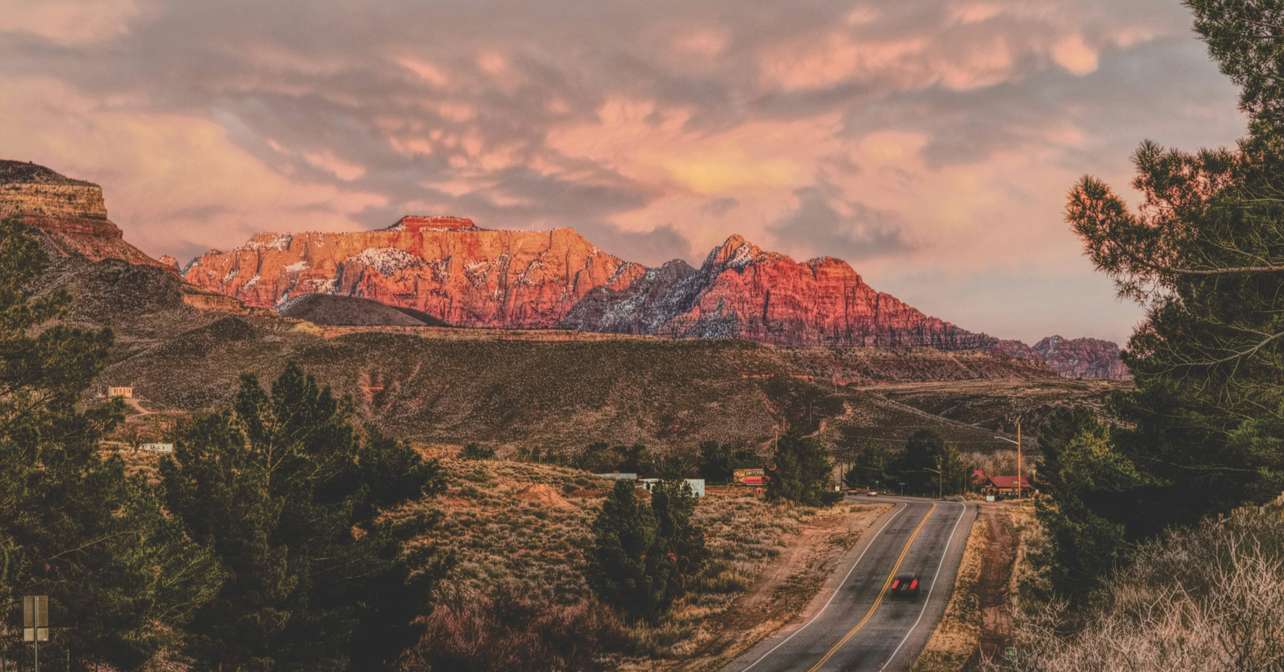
[0,160,166,269]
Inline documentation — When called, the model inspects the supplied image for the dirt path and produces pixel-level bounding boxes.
[969,508,1018,666]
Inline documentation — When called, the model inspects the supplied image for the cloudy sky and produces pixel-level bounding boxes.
[0,0,1246,343]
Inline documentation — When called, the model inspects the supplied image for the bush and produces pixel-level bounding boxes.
[460,443,497,460]
[414,585,627,671]
[989,501,1284,672]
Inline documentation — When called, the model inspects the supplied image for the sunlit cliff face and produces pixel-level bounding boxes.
[0,0,1247,342]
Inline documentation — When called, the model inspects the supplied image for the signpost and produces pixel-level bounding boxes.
[23,595,49,672]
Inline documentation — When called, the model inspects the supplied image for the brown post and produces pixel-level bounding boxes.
[1016,417,1023,499]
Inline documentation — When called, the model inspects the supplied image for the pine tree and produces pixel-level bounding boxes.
[588,480,707,623]
[649,480,707,606]
[161,363,446,670]
[897,430,944,494]
[588,481,659,621]
[766,433,839,506]
[0,219,222,667]
[1060,0,1284,545]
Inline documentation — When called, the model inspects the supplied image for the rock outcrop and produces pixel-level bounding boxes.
[0,160,167,269]
[1031,335,1130,380]
[987,335,1130,380]
[183,218,644,328]
[564,235,989,349]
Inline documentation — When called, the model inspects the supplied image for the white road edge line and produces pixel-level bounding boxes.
[878,501,969,672]
[739,502,909,672]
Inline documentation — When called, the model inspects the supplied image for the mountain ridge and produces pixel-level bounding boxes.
[0,159,1128,379]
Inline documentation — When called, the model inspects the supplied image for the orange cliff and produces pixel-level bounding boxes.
[562,235,990,349]
[0,160,168,270]
[183,216,646,328]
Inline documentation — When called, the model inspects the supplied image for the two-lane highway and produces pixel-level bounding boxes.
[728,497,974,672]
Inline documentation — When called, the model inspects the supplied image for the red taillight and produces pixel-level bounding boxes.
[909,579,919,590]
[890,579,901,590]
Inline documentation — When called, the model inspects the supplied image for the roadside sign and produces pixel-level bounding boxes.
[23,595,49,642]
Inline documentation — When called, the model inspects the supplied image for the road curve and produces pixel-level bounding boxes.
[727,497,975,672]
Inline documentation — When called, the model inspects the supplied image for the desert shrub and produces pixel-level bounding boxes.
[414,584,627,671]
[987,502,1284,672]
[460,443,497,460]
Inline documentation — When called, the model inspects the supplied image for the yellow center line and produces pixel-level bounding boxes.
[805,502,936,672]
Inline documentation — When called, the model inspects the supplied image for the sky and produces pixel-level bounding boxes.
[0,0,1247,343]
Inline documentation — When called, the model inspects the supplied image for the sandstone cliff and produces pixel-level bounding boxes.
[563,235,989,349]
[184,216,644,328]
[0,160,167,269]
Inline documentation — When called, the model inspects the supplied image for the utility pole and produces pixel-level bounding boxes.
[1016,416,1023,499]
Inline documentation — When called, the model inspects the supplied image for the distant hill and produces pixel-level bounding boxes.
[279,293,448,327]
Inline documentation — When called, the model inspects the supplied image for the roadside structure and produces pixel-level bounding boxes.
[972,468,1032,498]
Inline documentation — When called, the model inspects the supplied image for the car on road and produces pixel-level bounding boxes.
[889,574,920,598]
[865,490,878,496]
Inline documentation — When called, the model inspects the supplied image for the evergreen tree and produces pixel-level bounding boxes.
[161,363,446,670]
[587,480,706,623]
[649,480,707,605]
[697,441,733,483]
[1033,412,1156,599]
[766,433,840,506]
[0,220,222,668]
[588,481,660,622]
[896,430,944,494]
[843,442,892,490]
[1060,0,1284,546]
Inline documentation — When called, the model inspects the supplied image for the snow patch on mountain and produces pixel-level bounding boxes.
[350,248,422,275]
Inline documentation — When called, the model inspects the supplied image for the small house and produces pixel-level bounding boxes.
[637,478,705,498]
[138,442,175,454]
[107,386,133,399]
[594,472,638,481]
[972,468,1032,498]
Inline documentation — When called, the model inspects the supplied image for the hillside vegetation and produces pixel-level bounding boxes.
[989,498,1284,672]
[391,455,887,670]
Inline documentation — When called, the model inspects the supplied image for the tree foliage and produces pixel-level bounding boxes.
[766,433,839,506]
[0,220,222,668]
[161,363,447,670]
[696,441,757,483]
[587,480,706,623]
[1040,0,1284,595]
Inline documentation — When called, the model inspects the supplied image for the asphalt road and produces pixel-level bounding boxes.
[727,496,975,672]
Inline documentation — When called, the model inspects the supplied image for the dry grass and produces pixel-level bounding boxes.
[623,498,883,671]
[984,498,1284,672]
[390,455,606,605]
[390,453,886,670]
